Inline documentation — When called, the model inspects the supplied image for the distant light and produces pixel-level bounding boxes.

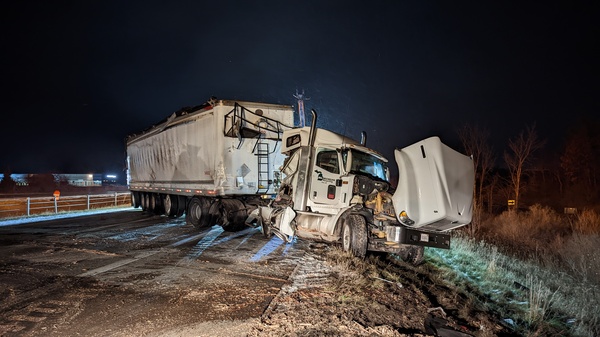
[88,174,93,179]
[106,174,117,179]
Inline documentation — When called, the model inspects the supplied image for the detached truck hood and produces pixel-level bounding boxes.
[392,136,474,232]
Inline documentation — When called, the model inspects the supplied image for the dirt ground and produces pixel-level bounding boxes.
[0,210,514,337]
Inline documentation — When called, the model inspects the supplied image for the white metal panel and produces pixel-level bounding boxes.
[392,136,474,231]
[127,111,219,191]
[127,100,294,196]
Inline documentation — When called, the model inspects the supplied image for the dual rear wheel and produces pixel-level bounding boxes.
[184,197,248,231]
[135,192,185,218]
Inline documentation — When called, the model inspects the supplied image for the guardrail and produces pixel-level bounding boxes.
[0,192,132,219]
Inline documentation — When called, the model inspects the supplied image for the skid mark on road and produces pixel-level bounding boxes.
[249,236,297,262]
[179,225,224,263]
[0,281,99,336]
[107,222,180,242]
[235,229,259,249]
[169,232,209,247]
[78,250,159,276]
[211,227,258,246]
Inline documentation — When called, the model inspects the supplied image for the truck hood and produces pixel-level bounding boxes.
[392,136,474,232]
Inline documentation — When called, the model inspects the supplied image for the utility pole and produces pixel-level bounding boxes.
[293,89,310,127]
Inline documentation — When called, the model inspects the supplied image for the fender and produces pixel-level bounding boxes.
[331,204,374,239]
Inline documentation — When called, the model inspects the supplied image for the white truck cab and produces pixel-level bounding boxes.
[249,110,474,264]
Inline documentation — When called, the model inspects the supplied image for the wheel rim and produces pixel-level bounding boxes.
[164,195,172,216]
[342,223,351,252]
[191,200,202,222]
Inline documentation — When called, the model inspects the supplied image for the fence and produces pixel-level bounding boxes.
[0,192,132,219]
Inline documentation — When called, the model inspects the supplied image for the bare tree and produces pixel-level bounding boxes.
[560,120,600,202]
[458,124,494,235]
[503,124,545,210]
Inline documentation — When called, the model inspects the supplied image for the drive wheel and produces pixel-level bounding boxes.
[186,197,211,229]
[163,194,179,217]
[341,215,367,258]
[221,199,247,232]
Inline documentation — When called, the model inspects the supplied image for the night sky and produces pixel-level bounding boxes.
[1,1,598,178]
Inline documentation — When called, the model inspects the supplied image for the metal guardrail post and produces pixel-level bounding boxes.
[87,195,90,210]
[54,197,58,213]
[27,197,31,216]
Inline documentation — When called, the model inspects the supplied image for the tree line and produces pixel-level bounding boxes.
[458,116,600,234]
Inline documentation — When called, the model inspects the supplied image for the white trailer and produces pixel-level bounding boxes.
[126,98,294,230]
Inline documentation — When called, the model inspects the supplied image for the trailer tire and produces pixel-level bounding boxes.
[151,194,164,215]
[341,215,367,258]
[163,194,179,217]
[141,193,149,212]
[176,195,187,217]
[186,197,211,229]
[131,192,141,208]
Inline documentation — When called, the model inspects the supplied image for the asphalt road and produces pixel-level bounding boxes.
[0,209,311,337]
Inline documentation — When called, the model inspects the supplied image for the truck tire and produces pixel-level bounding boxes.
[151,194,164,215]
[131,192,141,208]
[221,199,247,232]
[341,215,368,258]
[186,197,211,229]
[163,194,179,218]
[176,196,187,217]
[141,193,149,212]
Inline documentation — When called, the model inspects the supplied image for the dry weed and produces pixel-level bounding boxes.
[525,274,559,325]
[558,233,600,283]
[429,233,600,337]
[574,209,600,234]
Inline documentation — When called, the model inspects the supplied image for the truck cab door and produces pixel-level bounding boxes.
[309,148,343,205]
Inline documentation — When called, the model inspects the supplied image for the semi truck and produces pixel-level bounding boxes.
[126,98,474,264]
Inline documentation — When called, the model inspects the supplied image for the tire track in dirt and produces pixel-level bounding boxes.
[0,276,102,337]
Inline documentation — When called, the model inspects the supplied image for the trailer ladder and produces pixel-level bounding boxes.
[256,141,270,194]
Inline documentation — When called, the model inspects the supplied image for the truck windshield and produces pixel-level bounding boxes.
[344,149,389,182]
